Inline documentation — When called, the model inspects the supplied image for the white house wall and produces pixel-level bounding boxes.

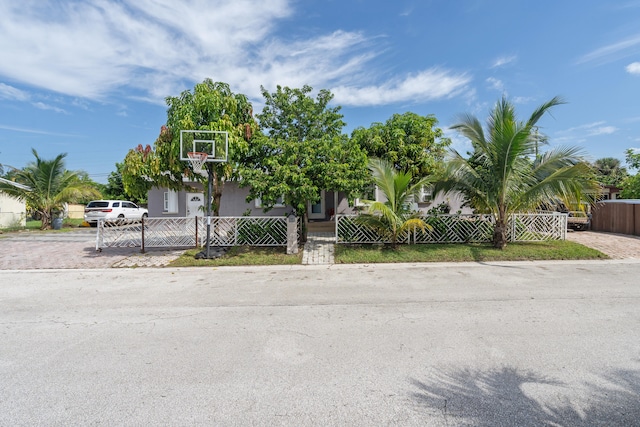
[0,192,26,228]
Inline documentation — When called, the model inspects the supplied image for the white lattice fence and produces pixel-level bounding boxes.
[508,213,567,242]
[97,216,297,250]
[414,215,495,243]
[197,217,292,247]
[336,215,408,244]
[336,213,567,244]
[144,217,199,248]
[96,219,142,249]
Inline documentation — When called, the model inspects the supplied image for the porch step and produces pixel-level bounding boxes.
[307,221,335,233]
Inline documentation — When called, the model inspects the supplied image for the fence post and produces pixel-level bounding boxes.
[195,216,199,248]
[95,220,102,251]
[287,214,298,254]
[141,216,145,253]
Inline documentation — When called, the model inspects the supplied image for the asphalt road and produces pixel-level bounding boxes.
[1,261,640,426]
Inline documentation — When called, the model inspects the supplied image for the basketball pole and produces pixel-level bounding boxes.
[205,162,214,258]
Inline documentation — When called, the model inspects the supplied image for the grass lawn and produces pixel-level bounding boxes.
[334,240,608,264]
[169,246,303,267]
[0,218,88,235]
[167,240,606,267]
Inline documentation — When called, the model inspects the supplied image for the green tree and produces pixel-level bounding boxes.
[103,162,145,204]
[122,79,255,215]
[240,85,368,221]
[592,157,628,186]
[351,112,451,178]
[257,85,345,141]
[625,148,640,171]
[355,158,431,248]
[0,149,101,229]
[620,175,640,199]
[619,149,640,199]
[434,96,599,249]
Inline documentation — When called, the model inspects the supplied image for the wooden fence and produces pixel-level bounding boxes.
[591,200,640,236]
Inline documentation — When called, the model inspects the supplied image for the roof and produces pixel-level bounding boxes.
[0,177,31,191]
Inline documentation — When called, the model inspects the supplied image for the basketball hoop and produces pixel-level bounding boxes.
[187,152,208,174]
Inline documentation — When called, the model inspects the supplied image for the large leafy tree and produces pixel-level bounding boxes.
[356,158,431,248]
[122,79,256,215]
[0,149,101,229]
[351,112,451,178]
[240,85,368,219]
[434,96,599,249]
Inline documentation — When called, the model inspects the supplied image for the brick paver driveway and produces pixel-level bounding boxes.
[0,229,184,269]
[566,230,640,259]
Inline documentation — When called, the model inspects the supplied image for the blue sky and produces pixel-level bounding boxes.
[1,0,640,183]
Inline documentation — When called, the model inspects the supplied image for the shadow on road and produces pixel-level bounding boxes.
[410,366,640,426]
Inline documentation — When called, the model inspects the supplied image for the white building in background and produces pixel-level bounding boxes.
[0,177,28,228]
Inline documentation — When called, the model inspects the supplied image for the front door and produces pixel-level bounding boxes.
[308,190,325,220]
[186,193,204,217]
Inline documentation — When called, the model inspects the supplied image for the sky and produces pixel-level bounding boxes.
[1,0,640,183]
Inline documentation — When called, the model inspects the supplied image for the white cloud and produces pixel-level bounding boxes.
[486,77,504,92]
[0,124,79,137]
[491,55,517,68]
[513,96,536,104]
[32,101,68,114]
[626,62,640,74]
[577,33,640,65]
[555,121,618,143]
[331,69,471,106]
[0,0,471,107]
[0,83,29,101]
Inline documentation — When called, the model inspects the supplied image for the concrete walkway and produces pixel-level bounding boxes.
[301,232,335,265]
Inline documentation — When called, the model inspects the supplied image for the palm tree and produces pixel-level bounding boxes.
[593,157,628,186]
[0,149,101,229]
[434,96,599,249]
[356,158,431,247]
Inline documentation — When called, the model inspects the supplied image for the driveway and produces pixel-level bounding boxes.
[0,229,184,269]
[566,230,640,259]
[1,262,639,425]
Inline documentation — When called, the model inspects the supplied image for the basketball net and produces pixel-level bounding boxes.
[187,152,208,174]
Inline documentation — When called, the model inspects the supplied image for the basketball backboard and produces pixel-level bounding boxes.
[179,130,229,163]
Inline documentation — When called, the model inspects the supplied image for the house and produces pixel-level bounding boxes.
[147,180,472,221]
[0,177,27,228]
[600,184,621,200]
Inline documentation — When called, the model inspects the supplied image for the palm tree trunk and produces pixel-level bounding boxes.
[40,210,51,230]
[493,207,508,249]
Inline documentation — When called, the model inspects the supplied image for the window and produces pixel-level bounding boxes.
[164,190,178,213]
[418,185,433,203]
[255,195,285,208]
[355,185,377,206]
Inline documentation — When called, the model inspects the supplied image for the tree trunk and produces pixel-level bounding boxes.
[40,210,51,230]
[302,211,308,243]
[493,214,508,249]
[212,170,223,217]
